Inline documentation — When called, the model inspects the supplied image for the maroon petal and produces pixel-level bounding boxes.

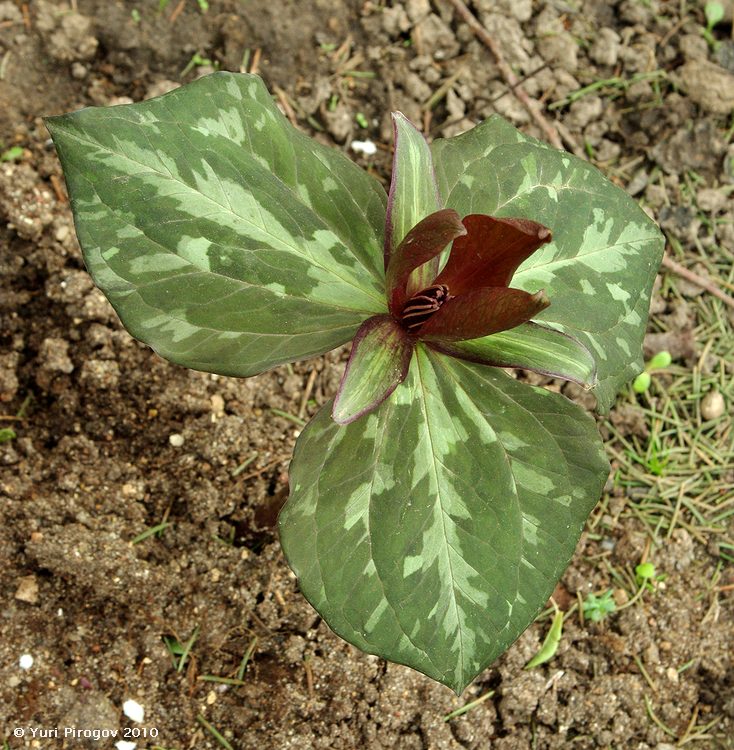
[434,214,552,295]
[417,286,550,342]
[385,208,467,316]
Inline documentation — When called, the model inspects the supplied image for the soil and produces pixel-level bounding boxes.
[1,1,733,749]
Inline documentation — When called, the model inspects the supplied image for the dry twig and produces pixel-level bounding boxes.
[442,0,564,150]
[661,254,734,310]
[298,369,318,420]
[273,85,298,126]
[169,0,186,24]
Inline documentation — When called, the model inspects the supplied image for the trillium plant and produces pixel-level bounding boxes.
[47,73,663,692]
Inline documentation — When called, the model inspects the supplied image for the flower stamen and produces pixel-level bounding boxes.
[402,284,452,332]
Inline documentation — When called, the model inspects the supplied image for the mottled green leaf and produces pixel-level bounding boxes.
[280,346,609,693]
[431,116,664,412]
[385,113,443,291]
[332,315,414,425]
[430,322,597,386]
[47,72,387,376]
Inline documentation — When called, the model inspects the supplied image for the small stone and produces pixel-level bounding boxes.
[210,394,225,416]
[0,1,23,22]
[475,0,531,21]
[679,33,708,61]
[539,32,578,72]
[674,60,734,114]
[0,351,19,402]
[70,62,87,79]
[19,654,34,669]
[566,96,603,130]
[590,27,621,66]
[414,13,459,60]
[701,390,725,420]
[122,699,145,723]
[38,337,74,374]
[626,170,649,197]
[697,187,728,213]
[206,690,217,705]
[145,80,180,100]
[350,140,377,156]
[169,433,185,447]
[381,5,410,37]
[15,575,39,604]
[403,71,432,103]
[79,359,120,390]
[626,80,654,102]
[405,0,431,24]
[322,102,352,143]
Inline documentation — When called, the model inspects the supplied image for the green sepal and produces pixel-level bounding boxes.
[385,113,443,293]
[332,315,414,425]
[429,322,597,387]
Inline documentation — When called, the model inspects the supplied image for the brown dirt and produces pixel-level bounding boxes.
[1,1,733,749]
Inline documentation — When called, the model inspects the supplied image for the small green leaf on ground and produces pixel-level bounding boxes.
[525,609,564,669]
[0,427,17,444]
[1,146,24,161]
[583,590,617,622]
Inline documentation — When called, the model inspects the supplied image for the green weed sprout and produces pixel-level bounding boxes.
[702,2,725,49]
[633,350,671,393]
[583,590,617,622]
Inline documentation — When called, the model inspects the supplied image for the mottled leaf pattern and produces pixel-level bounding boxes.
[280,346,609,693]
[47,73,387,376]
[431,116,664,412]
[49,75,658,692]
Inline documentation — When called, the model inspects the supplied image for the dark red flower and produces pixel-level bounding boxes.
[332,208,553,424]
[386,208,552,343]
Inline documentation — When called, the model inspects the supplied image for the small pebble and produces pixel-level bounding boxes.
[701,390,725,420]
[122,698,145,723]
[19,654,34,669]
[168,433,185,447]
[115,742,137,750]
[70,62,88,79]
[350,140,377,156]
[14,575,39,604]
